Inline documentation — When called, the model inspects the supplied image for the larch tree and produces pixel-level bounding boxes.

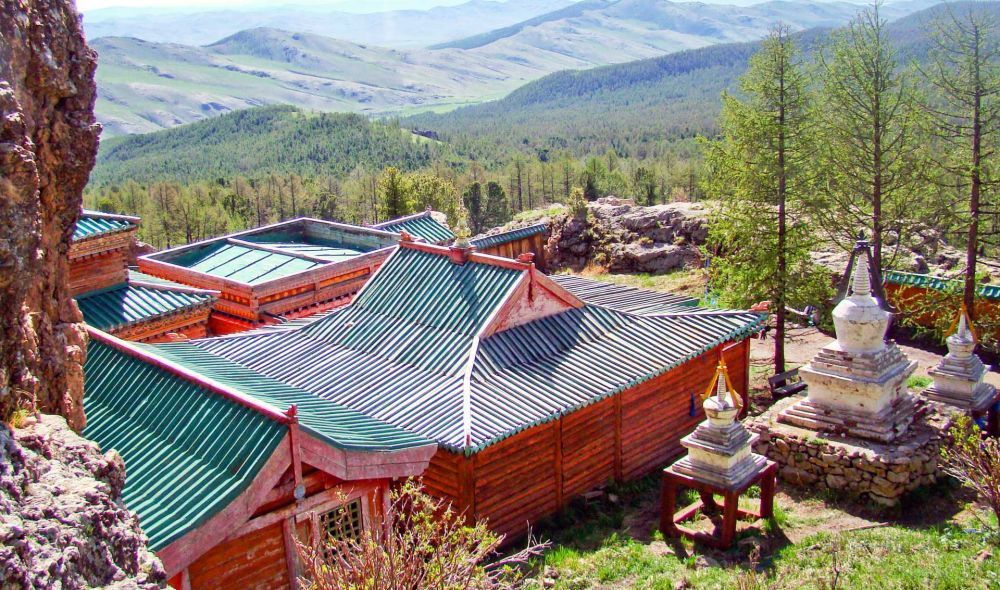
[704,24,827,374]
[920,5,1000,319]
[814,2,925,272]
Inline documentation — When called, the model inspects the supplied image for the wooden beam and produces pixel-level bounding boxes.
[554,418,564,509]
[157,436,294,577]
[282,517,299,590]
[613,393,623,481]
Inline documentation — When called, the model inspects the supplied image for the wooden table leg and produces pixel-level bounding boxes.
[759,470,776,520]
[699,490,719,514]
[660,474,679,538]
[721,490,740,548]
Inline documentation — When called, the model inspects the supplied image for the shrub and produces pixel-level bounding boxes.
[941,415,1000,531]
[297,480,548,589]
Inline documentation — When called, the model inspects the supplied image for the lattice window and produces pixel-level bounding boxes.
[319,499,364,547]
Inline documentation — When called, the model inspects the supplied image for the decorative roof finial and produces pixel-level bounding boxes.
[852,251,872,297]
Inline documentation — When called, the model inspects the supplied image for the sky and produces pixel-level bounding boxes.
[76,0,470,11]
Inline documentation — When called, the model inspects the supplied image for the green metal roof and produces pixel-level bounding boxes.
[170,242,326,285]
[82,333,433,550]
[73,211,137,242]
[884,270,1000,301]
[374,212,455,244]
[194,245,763,452]
[552,274,699,314]
[471,223,548,250]
[76,282,214,332]
[83,340,286,551]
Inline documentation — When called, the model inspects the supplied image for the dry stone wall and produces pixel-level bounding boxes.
[749,398,943,506]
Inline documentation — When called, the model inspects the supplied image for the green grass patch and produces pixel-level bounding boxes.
[908,375,933,390]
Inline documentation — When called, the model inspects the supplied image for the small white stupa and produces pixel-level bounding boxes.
[924,309,997,410]
[672,362,767,488]
[779,247,919,442]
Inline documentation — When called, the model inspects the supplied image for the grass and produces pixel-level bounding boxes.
[908,375,933,390]
[573,267,708,300]
[526,474,999,590]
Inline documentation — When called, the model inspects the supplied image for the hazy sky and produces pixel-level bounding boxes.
[76,0,470,11]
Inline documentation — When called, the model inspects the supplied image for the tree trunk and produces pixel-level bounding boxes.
[965,76,983,320]
[775,54,788,375]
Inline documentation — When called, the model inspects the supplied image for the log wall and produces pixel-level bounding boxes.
[69,249,129,295]
[187,522,289,590]
[476,234,547,271]
[423,337,751,540]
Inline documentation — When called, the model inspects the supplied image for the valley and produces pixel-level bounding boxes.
[89,0,932,135]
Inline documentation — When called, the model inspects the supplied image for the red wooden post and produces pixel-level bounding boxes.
[660,472,679,538]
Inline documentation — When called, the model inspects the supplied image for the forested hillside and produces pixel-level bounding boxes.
[92,106,438,186]
[403,2,996,160]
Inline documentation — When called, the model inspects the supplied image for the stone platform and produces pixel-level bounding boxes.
[750,397,944,506]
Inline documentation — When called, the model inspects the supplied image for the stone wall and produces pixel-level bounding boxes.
[0,0,99,428]
[749,398,943,507]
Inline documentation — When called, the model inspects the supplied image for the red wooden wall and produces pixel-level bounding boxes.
[422,338,750,540]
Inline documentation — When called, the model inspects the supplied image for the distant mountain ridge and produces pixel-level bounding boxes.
[83,0,575,47]
[402,1,1000,160]
[92,0,933,136]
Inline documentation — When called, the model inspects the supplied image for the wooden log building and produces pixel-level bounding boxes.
[137,218,406,334]
[884,270,1000,339]
[83,328,435,589]
[470,223,549,271]
[178,238,763,540]
[71,211,217,343]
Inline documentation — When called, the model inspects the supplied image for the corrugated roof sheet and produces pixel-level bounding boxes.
[73,211,137,241]
[374,212,455,244]
[552,274,699,314]
[76,282,214,332]
[191,245,763,452]
[171,242,326,285]
[471,223,548,250]
[884,270,1000,301]
[83,340,287,551]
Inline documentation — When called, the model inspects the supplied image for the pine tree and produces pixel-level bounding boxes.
[703,25,828,374]
[463,182,485,234]
[484,181,511,230]
[377,166,412,221]
[814,2,926,271]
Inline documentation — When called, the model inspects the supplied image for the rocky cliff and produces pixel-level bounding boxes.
[1,415,165,589]
[0,0,98,428]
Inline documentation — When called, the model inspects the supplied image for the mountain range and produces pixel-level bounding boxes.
[91,0,936,136]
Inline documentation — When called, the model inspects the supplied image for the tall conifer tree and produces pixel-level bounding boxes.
[704,25,826,374]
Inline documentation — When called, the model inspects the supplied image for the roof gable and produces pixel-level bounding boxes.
[83,339,286,551]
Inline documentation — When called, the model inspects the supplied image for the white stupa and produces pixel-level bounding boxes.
[672,362,767,488]
[779,249,919,442]
[923,310,997,410]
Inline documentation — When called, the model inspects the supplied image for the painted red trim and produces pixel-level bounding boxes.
[87,327,291,425]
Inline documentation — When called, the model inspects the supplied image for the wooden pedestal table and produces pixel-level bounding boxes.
[659,460,778,550]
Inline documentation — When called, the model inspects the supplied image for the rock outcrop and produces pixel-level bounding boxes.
[0,0,99,428]
[536,198,708,273]
[1,415,165,588]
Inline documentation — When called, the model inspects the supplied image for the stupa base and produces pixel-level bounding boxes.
[921,383,997,412]
[777,392,921,443]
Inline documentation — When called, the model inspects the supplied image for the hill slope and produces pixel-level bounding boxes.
[92,0,930,136]
[402,1,996,159]
[82,0,575,47]
[91,105,438,186]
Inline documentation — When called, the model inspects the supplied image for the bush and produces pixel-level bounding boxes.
[297,480,548,589]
